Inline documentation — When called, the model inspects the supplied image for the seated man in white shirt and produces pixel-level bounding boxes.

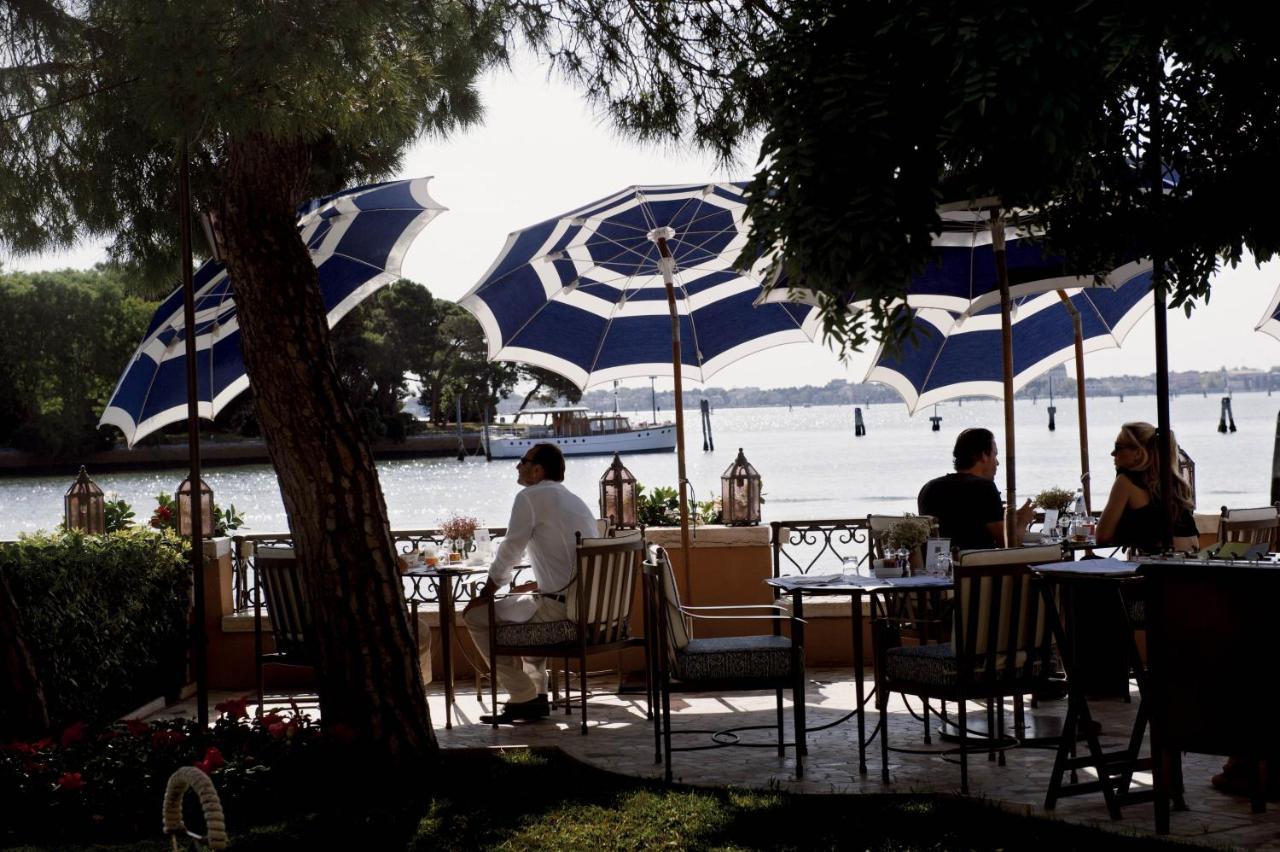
[463,442,598,724]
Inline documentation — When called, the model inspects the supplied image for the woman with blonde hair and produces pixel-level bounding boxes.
[1096,421,1198,554]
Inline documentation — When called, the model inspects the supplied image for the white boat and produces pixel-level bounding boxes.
[486,406,676,459]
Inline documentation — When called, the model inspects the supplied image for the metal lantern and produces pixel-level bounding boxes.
[721,447,762,526]
[176,476,215,537]
[64,466,106,534]
[599,453,638,529]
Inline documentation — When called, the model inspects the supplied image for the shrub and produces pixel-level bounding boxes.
[1,528,190,728]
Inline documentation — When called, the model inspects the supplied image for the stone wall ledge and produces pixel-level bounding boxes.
[643,524,769,548]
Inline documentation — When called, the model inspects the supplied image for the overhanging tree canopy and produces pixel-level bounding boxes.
[1,0,507,769]
[527,2,1280,350]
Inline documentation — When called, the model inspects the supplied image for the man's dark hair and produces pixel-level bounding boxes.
[953,428,996,471]
[528,442,566,481]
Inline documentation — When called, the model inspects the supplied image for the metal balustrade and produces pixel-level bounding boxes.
[770,518,873,582]
[230,528,510,614]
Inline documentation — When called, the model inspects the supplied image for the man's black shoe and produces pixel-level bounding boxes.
[481,694,550,724]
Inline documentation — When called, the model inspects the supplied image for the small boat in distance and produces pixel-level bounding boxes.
[486,406,676,459]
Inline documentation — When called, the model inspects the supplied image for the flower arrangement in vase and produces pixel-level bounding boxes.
[440,515,479,560]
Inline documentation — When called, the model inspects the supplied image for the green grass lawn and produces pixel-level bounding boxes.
[6,748,1198,851]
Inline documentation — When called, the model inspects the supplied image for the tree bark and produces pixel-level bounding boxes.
[214,134,435,771]
[0,571,50,738]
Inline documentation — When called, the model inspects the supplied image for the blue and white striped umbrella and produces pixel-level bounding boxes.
[459,182,820,388]
[760,217,1153,317]
[1254,287,1280,344]
[866,272,1154,413]
[100,178,445,446]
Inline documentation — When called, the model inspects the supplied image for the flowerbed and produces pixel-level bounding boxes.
[0,699,351,846]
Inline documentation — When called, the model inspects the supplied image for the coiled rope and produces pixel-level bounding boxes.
[161,766,227,850]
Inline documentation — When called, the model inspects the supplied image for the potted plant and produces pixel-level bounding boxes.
[1034,487,1075,514]
[883,517,931,572]
[440,515,479,560]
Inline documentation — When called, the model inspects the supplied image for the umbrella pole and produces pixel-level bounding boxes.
[1056,291,1092,513]
[178,136,208,727]
[1146,47,1175,544]
[651,232,693,592]
[990,210,1018,546]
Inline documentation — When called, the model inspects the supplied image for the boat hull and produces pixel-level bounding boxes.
[487,426,677,459]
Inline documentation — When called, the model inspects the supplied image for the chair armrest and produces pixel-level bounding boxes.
[683,611,807,624]
[681,604,786,612]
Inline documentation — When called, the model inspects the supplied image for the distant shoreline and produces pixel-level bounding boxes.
[0,433,486,477]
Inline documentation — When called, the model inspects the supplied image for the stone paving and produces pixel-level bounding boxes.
[154,670,1280,849]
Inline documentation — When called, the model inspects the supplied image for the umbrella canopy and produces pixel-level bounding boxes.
[100,178,445,446]
[867,271,1155,413]
[460,182,821,582]
[459,182,819,388]
[760,222,1152,317]
[1254,287,1280,343]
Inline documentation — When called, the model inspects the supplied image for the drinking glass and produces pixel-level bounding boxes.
[935,553,953,579]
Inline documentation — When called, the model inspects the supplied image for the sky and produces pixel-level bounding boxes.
[5,53,1280,391]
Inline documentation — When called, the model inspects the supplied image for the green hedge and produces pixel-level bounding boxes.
[1,528,190,727]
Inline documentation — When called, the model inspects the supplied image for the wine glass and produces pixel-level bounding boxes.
[935,553,953,579]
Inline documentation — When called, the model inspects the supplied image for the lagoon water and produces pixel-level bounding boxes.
[1,392,1276,539]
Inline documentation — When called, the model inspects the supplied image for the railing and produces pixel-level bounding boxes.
[770,518,873,581]
[230,527,509,614]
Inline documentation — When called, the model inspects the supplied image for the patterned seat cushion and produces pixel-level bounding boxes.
[885,642,960,686]
[885,642,1044,686]
[674,635,794,682]
[495,619,578,647]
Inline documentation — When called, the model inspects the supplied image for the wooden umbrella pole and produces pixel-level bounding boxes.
[1056,290,1092,513]
[651,231,693,591]
[178,135,208,728]
[990,210,1018,546]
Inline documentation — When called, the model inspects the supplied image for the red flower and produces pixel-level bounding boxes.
[60,721,88,748]
[260,711,284,727]
[199,746,225,773]
[32,737,54,751]
[215,697,249,720]
[125,719,151,737]
[152,729,187,749]
[323,722,357,746]
[268,722,287,739]
[57,772,85,792]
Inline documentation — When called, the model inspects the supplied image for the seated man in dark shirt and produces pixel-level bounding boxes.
[918,427,1034,550]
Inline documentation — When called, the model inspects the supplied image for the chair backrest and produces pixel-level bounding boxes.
[647,545,691,660]
[867,514,938,563]
[255,546,315,660]
[952,545,1060,681]
[1217,505,1280,550]
[570,535,645,646]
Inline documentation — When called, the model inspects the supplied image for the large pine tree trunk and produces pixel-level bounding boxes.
[214,134,435,770]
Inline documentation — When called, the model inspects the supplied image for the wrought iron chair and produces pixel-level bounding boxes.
[873,544,1061,794]
[253,546,317,715]
[645,545,807,782]
[485,533,645,734]
[1216,505,1280,553]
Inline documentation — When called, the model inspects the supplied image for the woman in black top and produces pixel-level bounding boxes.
[1096,421,1198,554]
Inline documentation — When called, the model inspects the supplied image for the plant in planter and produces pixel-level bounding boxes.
[440,515,479,555]
[883,517,931,553]
[1034,487,1075,514]
[148,492,244,536]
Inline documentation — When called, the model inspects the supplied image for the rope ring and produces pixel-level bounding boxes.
[162,766,228,850]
